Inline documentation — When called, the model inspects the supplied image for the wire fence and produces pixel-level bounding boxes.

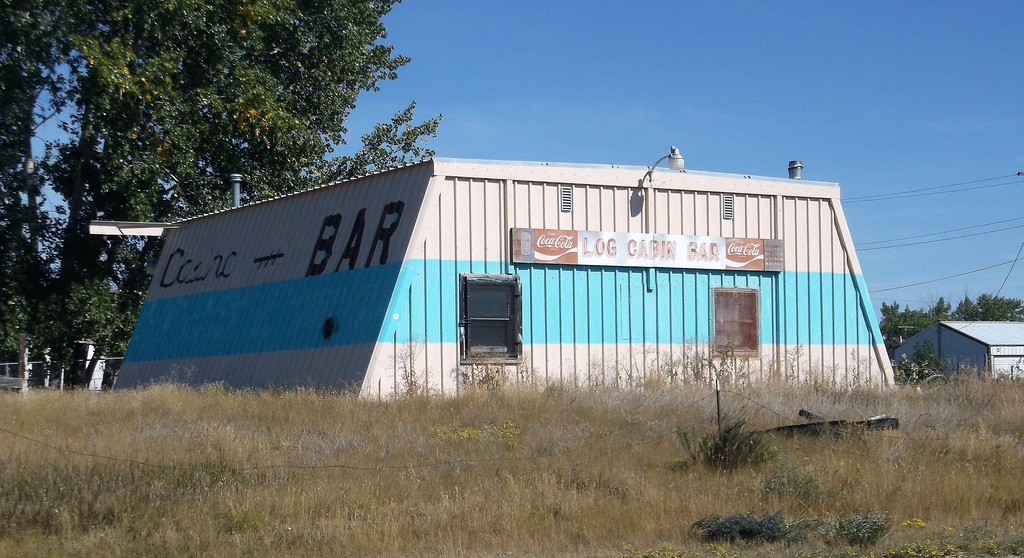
[0,357,123,390]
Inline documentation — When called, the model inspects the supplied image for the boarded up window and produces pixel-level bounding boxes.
[714,288,758,355]
[460,274,522,362]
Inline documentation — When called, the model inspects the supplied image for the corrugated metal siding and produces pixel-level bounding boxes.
[935,325,988,371]
[119,164,435,390]
[364,175,510,394]
[368,165,890,394]
[778,195,872,381]
[992,356,1024,376]
[652,190,777,237]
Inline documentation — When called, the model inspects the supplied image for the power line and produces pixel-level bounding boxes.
[859,221,1024,251]
[859,215,1024,246]
[873,255,1024,293]
[844,174,1022,203]
[995,243,1024,297]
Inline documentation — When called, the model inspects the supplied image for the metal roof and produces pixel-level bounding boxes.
[432,157,840,185]
[172,158,429,224]
[431,157,841,193]
[171,157,842,226]
[940,321,1024,347]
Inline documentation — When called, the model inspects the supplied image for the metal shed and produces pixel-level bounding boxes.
[895,321,1024,377]
[116,158,893,394]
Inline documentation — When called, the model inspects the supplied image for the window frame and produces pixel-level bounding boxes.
[713,287,760,356]
[459,273,523,363]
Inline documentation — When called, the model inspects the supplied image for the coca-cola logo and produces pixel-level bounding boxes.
[532,230,578,263]
[725,238,764,270]
[536,234,576,249]
[726,242,762,257]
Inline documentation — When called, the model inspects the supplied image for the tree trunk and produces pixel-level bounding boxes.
[61,103,95,282]
[23,93,39,253]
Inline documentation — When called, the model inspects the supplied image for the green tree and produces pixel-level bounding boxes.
[950,294,1024,321]
[878,301,934,357]
[973,294,1024,321]
[951,296,981,321]
[0,0,440,367]
[928,296,951,320]
[0,0,65,358]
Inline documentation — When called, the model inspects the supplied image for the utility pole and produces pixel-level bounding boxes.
[898,325,913,344]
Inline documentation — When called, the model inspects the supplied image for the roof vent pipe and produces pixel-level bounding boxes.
[229,174,242,208]
[788,160,803,180]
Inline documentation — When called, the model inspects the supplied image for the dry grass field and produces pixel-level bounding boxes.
[1,378,1023,557]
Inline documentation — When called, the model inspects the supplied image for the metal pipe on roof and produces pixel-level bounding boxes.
[230,174,242,208]
[788,161,803,180]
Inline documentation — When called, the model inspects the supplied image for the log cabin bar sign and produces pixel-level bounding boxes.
[510,228,784,272]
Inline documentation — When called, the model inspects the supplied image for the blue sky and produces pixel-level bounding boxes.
[344,0,1024,313]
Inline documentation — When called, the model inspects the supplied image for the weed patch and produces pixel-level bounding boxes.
[676,420,776,470]
[429,420,521,449]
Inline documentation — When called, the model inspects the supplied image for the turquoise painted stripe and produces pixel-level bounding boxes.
[854,272,884,342]
[126,257,883,364]
[125,263,402,362]
[380,259,881,348]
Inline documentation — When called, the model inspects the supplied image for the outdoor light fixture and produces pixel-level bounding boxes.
[668,146,685,170]
[641,145,686,192]
[638,146,687,227]
[646,146,685,175]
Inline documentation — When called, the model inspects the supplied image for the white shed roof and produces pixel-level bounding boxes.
[941,321,1024,347]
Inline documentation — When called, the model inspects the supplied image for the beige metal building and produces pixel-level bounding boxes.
[116,158,893,394]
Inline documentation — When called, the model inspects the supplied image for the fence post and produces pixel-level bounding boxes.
[18,333,29,394]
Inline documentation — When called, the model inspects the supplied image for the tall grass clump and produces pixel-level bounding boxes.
[676,420,776,470]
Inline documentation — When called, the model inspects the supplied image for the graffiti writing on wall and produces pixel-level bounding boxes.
[305,201,406,277]
[159,248,237,288]
[253,251,285,269]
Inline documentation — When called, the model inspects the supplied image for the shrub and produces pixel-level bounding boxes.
[894,340,946,384]
[676,420,777,470]
[692,510,794,543]
[825,511,891,546]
